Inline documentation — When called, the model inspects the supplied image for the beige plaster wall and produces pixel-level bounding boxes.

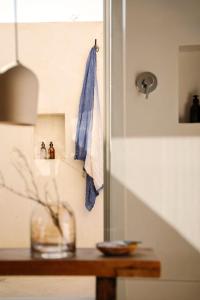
[111,0,200,299]
[0,22,103,299]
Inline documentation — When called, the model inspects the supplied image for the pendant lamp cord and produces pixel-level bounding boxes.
[14,0,20,64]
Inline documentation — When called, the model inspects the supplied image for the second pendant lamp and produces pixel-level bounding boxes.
[0,0,38,126]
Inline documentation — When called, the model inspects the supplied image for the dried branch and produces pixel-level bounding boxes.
[44,181,50,205]
[12,148,41,198]
[0,171,5,186]
[53,178,60,204]
[0,181,43,205]
[0,148,65,238]
[52,178,60,215]
[11,160,36,198]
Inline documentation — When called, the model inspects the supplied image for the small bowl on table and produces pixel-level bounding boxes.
[96,240,141,256]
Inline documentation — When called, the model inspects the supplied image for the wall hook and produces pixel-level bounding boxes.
[94,39,99,52]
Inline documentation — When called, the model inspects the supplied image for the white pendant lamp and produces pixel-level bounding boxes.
[0,0,38,126]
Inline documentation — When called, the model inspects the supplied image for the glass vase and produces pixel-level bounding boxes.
[31,202,76,259]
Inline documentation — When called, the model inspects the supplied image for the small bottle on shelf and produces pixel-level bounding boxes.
[48,142,55,159]
[190,95,200,123]
[40,142,47,159]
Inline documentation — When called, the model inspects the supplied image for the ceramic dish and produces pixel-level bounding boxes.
[96,240,141,256]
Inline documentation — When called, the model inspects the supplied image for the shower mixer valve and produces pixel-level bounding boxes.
[136,72,157,99]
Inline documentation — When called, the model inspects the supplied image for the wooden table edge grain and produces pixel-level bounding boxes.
[0,247,161,300]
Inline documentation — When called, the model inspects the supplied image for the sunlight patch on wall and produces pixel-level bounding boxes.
[111,137,200,252]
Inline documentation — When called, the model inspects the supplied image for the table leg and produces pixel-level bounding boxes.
[96,277,117,300]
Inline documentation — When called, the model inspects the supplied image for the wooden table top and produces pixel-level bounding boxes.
[0,247,161,278]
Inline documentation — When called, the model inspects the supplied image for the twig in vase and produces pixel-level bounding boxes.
[0,149,64,238]
[12,148,41,198]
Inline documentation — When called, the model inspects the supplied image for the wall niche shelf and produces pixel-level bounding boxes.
[34,113,65,160]
[179,45,200,124]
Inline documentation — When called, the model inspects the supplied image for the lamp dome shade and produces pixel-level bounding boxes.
[0,64,39,125]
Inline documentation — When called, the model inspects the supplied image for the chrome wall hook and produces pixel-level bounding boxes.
[136,72,157,99]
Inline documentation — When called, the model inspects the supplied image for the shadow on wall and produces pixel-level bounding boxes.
[110,175,200,282]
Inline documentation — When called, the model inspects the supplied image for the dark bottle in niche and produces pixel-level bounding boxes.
[190,95,200,123]
[48,142,55,159]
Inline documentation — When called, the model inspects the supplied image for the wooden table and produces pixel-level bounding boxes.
[0,248,161,300]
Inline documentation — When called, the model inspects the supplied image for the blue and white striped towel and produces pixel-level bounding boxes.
[74,47,103,211]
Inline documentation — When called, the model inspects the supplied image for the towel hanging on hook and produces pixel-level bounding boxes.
[74,46,103,210]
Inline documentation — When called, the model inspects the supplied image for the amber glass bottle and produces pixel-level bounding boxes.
[48,142,55,159]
